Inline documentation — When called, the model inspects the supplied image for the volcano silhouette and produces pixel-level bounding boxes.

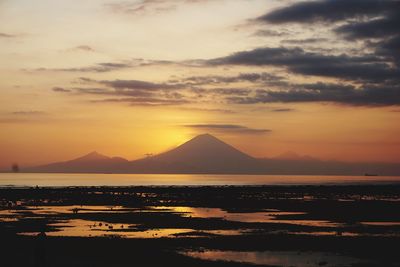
[127,133,261,173]
[23,133,400,175]
[26,134,262,174]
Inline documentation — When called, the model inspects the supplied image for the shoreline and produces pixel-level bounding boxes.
[1,185,400,266]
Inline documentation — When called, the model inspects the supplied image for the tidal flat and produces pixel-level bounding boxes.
[1,185,400,267]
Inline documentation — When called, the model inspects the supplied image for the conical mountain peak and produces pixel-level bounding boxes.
[151,133,255,166]
[75,151,110,161]
[185,133,226,146]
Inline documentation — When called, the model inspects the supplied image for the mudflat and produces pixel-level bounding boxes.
[1,185,400,267]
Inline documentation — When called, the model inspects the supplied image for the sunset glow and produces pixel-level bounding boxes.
[1,0,400,169]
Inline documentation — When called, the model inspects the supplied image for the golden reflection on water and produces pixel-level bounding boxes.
[1,173,400,187]
[149,206,307,223]
[32,205,138,214]
[2,205,400,239]
[18,217,244,239]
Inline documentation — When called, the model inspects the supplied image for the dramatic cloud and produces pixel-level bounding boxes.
[52,1,400,110]
[55,72,400,106]
[379,35,400,59]
[257,0,398,24]
[226,0,397,106]
[255,0,400,62]
[209,47,399,83]
[184,124,271,134]
[336,12,400,40]
[227,83,400,106]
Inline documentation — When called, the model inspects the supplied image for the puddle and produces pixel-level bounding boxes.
[148,206,307,223]
[18,218,195,238]
[182,250,368,267]
[26,205,137,215]
[0,205,137,217]
[17,217,245,239]
[2,205,400,239]
[148,206,341,228]
[19,228,195,238]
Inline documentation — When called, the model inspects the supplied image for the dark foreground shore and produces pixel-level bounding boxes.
[1,185,400,267]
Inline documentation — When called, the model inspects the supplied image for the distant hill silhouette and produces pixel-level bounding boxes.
[272,151,318,161]
[23,134,400,175]
[26,151,128,173]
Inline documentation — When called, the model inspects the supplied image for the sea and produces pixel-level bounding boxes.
[0,173,399,187]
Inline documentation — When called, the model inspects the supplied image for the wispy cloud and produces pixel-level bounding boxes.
[184,124,271,134]
[0,32,17,38]
[106,0,213,16]
[179,107,236,114]
[54,77,192,106]
[92,97,190,106]
[33,62,133,73]
[100,79,185,90]
[68,45,95,52]
[271,108,295,112]
[52,87,71,93]
[26,58,175,73]
[0,110,48,124]
[253,29,288,37]
[176,72,285,86]
[11,111,47,116]
[282,38,329,44]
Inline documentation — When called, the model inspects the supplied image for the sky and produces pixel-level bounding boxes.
[1,0,400,168]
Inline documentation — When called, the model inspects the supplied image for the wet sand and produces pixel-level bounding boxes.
[1,185,400,266]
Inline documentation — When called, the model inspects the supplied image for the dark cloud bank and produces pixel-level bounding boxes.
[53,0,400,107]
[210,0,400,106]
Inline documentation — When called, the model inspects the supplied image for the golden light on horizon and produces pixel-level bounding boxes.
[0,0,400,170]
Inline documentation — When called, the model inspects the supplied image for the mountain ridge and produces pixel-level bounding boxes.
[21,134,400,175]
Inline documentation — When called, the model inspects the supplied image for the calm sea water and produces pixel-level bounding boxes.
[0,173,399,187]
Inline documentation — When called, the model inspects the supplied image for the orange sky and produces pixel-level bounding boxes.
[1,0,399,169]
